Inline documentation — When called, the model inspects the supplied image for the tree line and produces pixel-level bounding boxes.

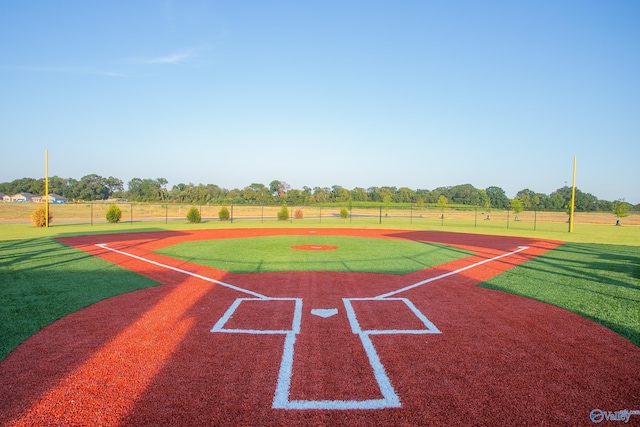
[0,175,636,212]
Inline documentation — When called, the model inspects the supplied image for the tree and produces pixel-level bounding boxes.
[186,206,201,223]
[277,205,289,221]
[30,205,52,227]
[612,200,629,224]
[485,186,509,209]
[218,206,230,221]
[105,204,122,223]
[510,198,524,219]
[105,176,124,198]
[449,184,480,205]
[76,174,109,200]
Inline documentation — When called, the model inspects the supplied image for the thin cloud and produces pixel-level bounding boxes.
[132,49,196,65]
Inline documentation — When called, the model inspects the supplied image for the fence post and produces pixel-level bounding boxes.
[90,203,93,226]
[231,204,234,223]
[165,205,168,224]
[261,204,264,223]
[379,206,382,224]
[534,208,537,231]
[410,205,413,224]
[130,204,133,224]
[506,209,510,229]
[474,208,477,227]
[441,207,444,226]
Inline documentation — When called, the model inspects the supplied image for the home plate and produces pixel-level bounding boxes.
[310,308,338,318]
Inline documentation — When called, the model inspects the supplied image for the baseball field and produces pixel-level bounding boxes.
[0,219,638,426]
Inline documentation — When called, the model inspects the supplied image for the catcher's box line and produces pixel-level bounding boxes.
[94,242,530,410]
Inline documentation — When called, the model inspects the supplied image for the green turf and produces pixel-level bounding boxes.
[0,237,158,360]
[1,220,639,362]
[154,235,473,274]
[480,242,640,346]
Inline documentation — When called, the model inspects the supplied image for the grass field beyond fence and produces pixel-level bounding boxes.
[2,202,638,228]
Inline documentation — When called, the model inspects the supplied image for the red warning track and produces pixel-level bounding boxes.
[1,228,639,426]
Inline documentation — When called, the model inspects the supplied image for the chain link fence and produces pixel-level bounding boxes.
[2,202,638,229]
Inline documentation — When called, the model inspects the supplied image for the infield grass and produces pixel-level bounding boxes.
[154,235,473,274]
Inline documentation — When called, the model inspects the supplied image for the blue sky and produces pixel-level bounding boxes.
[1,1,638,203]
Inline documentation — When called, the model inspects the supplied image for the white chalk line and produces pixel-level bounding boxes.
[95,243,268,299]
[95,242,529,410]
[375,245,529,299]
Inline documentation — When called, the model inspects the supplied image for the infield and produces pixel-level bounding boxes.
[153,235,474,274]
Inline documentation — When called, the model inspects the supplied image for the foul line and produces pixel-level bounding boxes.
[96,241,530,411]
[95,243,268,299]
[375,246,529,299]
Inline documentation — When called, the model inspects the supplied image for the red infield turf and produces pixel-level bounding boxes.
[1,228,639,426]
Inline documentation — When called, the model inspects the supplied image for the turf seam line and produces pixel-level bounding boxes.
[95,243,268,299]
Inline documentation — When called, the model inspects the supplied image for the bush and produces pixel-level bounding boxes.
[340,207,349,219]
[294,209,303,220]
[30,205,52,227]
[186,206,201,223]
[218,206,230,221]
[106,204,122,223]
[277,205,289,221]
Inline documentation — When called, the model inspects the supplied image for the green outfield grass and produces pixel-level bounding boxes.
[155,235,472,274]
[1,220,639,361]
[480,242,640,345]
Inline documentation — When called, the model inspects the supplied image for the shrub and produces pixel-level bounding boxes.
[30,205,52,227]
[277,205,289,221]
[186,206,201,223]
[294,209,303,219]
[340,207,349,219]
[106,204,122,223]
[218,206,230,221]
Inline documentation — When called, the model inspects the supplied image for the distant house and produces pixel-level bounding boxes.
[0,193,6,202]
[48,194,68,204]
[2,194,10,202]
[11,192,35,202]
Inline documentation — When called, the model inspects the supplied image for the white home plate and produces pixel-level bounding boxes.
[310,308,338,318]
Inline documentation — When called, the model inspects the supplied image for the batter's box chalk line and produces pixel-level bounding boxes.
[95,242,529,410]
[211,297,440,410]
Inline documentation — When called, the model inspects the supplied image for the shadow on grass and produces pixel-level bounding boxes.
[0,237,160,361]
[479,242,640,346]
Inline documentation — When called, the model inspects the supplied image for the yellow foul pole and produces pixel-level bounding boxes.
[45,149,49,228]
[569,156,576,233]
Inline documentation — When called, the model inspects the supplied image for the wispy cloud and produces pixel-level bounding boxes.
[0,65,127,78]
[132,49,196,65]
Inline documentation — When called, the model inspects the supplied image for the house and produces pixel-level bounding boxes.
[0,193,6,202]
[11,192,35,202]
[48,194,68,204]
